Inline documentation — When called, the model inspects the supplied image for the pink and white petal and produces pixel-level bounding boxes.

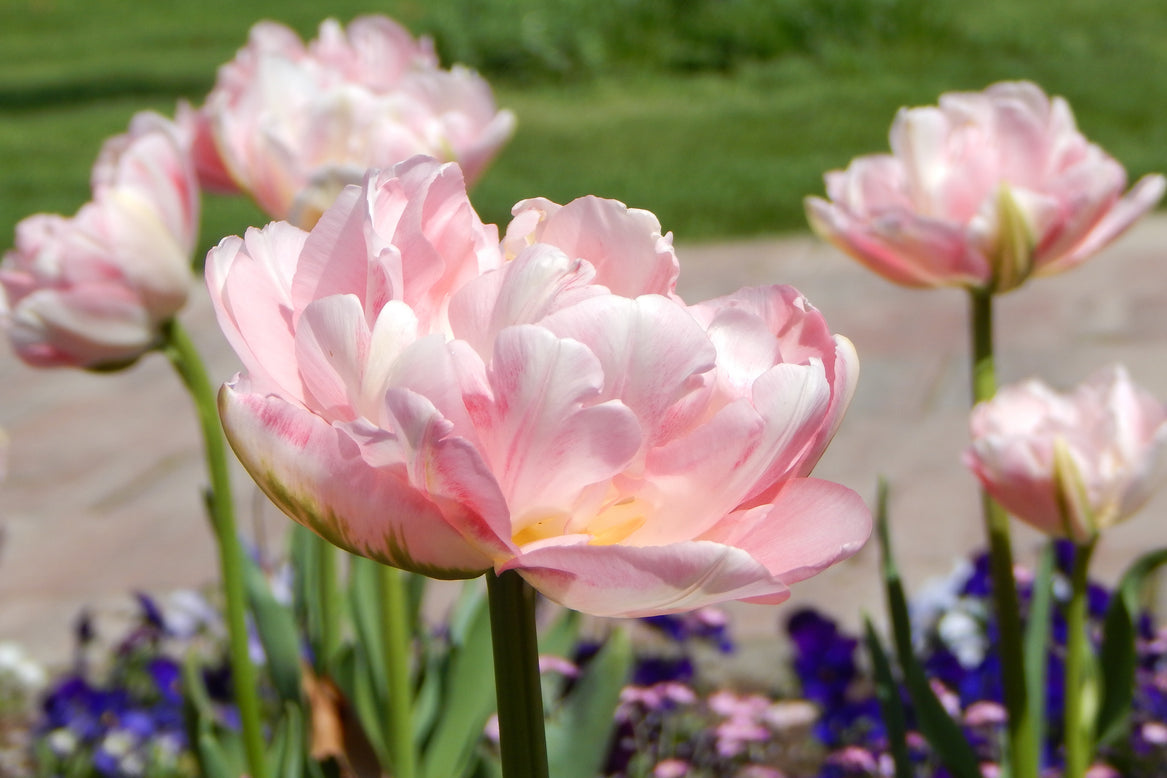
[806,197,990,288]
[501,539,790,617]
[540,294,716,438]
[206,224,309,398]
[291,183,374,308]
[478,325,642,526]
[1042,174,1166,275]
[508,196,680,297]
[220,381,500,578]
[293,294,371,421]
[86,190,191,317]
[448,244,602,358]
[638,399,766,543]
[7,286,155,368]
[699,477,871,587]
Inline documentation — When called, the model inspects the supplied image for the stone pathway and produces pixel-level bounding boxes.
[2,217,1165,668]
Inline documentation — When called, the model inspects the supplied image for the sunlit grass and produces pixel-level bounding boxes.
[2,0,1166,246]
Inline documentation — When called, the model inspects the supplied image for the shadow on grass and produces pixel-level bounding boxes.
[0,75,212,111]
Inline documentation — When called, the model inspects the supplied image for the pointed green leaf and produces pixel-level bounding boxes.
[545,628,632,778]
[290,524,324,665]
[421,585,497,778]
[1096,546,1167,747]
[347,555,388,698]
[876,480,981,778]
[271,703,306,778]
[864,618,913,778]
[243,550,304,705]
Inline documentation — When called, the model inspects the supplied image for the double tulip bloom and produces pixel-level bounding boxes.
[188,16,515,227]
[806,81,1164,292]
[966,366,1167,543]
[0,112,197,369]
[208,156,871,617]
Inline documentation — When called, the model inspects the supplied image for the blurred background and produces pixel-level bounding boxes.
[2,0,1166,252]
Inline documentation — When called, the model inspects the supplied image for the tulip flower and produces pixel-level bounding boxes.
[965,365,1167,542]
[805,81,1165,293]
[189,16,515,227]
[1,112,197,370]
[209,156,870,618]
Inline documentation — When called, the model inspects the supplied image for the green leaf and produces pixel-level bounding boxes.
[421,583,497,778]
[875,480,982,778]
[243,550,304,705]
[864,618,913,778]
[411,644,445,746]
[183,653,246,778]
[271,703,306,778]
[534,608,581,707]
[1023,542,1055,761]
[290,524,324,667]
[545,628,632,778]
[198,727,238,778]
[333,646,391,768]
[347,555,389,698]
[1096,546,1167,747]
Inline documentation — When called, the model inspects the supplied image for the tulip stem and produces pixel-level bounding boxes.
[1064,537,1098,778]
[162,319,268,778]
[379,565,418,778]
[486,570,549,778]
[969,289,1037,778]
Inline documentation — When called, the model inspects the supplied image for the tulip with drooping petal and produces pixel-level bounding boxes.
[965,365,1167,542]
[209,155,871,617]
[0,111,197,370]
[805,81,1165,293]
[189,15,515,227]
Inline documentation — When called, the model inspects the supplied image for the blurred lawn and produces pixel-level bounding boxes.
[2,0,1166,256]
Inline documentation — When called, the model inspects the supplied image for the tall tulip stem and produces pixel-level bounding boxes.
[969,289,1037,778]
[162,319,268,778]
[379,565,418,778]
[486,570,549,778]
[1064,537,1098,778]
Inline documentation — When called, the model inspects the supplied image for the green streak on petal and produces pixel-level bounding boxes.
[992,185,1036,293]
[255,465,487,581]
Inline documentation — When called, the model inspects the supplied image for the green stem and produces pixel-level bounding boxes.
[162,319,268,778]
[968,289,1037,778]
[379,565,418,778]
[1064,537,1098,778]
[486,570,549,778]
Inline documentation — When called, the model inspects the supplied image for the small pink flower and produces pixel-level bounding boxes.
[1,112,197,369]
[653,759,690,778]
[709,690,771,721]
[189,16,514,226]
[966,365,1167,542]
[963,700,1007,727]
[806,81,1164,293]
[209,156,870,617]
[537,655,578,678]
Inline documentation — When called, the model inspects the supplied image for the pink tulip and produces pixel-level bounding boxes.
[209,156,869,617]
[189,16,515,227]
[965,365,1167,542]
[1,112,197,369]
[805,81,1164,292]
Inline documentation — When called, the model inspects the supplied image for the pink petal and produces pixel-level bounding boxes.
[475,325,642,530]
[699,478,871,587]
[502,539,790,617]
[219,380,506,577]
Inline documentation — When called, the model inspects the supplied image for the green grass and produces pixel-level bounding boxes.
[2,0,1166,255]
